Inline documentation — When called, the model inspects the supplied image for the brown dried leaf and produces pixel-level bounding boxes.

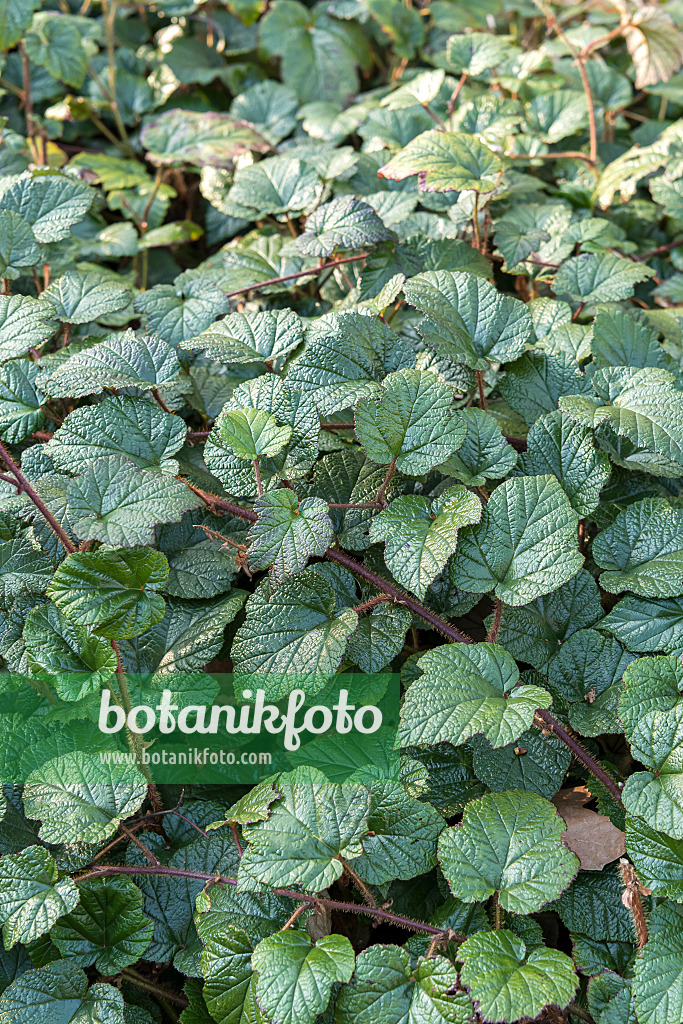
[552,790,625,871]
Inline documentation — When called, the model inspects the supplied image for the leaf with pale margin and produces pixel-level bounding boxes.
[252,931,354,1024]
[624,5,683,88]
[238,767,370,891]
[399,642,552,749]
[247,490,333,583]
[23,751,147,845]
[23,602,118,702]
[183,309,303,366]
[0,846,79,949]
[141,109,269,167]
[0,961,124,1024]
[335,944,472,1024]
[287,310,414,416]
[66,456,200,547]
[560,367,683,478]
[370,486,481,599]
[517,411,611,517]
[593,496,683,598]
[297,196,393,258]
[47,547,168,640]
[40,271,132,325]
[51,877,153,974]
[378,130,503,193]
[355,369,467,474]
[450,475,582,606]
[438,790,579,913]
[0,172,93,243]
[0,296,57,363]
[459,930,577,1024]
[404,271,532,371]
[42,331,179,398]
[231,568,358,697]
[45,396,186,472]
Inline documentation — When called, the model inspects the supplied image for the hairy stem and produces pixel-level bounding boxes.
[620,859,649,949]
[535,709,623,804]
[76,864,465,940]
[376,457,397,507]
[0,439,76,552]
[476,370,488,410]
[487,599,503,643]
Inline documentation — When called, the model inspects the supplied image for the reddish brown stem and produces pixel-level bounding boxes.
[535,709,623,804]
[151,388,172,414]
[376,457,397,508]
[0,439,75,552]
[225,254,369,300]
[320,422,355,430]
[487,599,503,643]
[476,370,488,410]
[353,595,391,615]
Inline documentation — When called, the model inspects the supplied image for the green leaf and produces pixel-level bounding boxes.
[553,253,655,305]
[345,779,445,885]
[199,925,262,1024]
[141,109,269,167]
[526,90,588,144]
[399,642,552,749]
[369,486,481,598]
[247,490,333,583]
[555,865,640,942]
[378,130,503,193]
[47,547,168,640]
[633,904,683,1024]
[23,602,118,702]
[560,367,683,478]
[252,931,354,1024]
[238,767,370,891]
[0,962,124,1024]
[449,475,582,606]
[0,172,92,243]
[51,877,153,973]
[458,930,577,1024]
[591,309,665,370]
[219,409,293,461]
[287,311,414,416]
[0,212,40,280]
[442,408,518,486]
[601,595,683,654]
[446,31,511,74]
[0,0,41,49]
[259,1,365,104]
[226,156,323,220]
[0,537,54,605]
[23,750,147,845]
[403,271,532,371]
[0,361,46,443]
[231,568,357,696]
[24,13,87,88]
[183,309,302,366]
[354,369,467,474]
[135,281,231,348]
[470,729,571,799]
[593,496,683,598]
[0,846,79,949]
[297,196,393,258]
[494,206,552,272]
[0,296,57,363]
[517,411,611,516]
[438,790,579,913]
[66,456,200,547]
[345,601,412,672]
[547,628,634,737]
[335,944,472,1024]
[626,815,683,898]
[499,350,593,426]
[367,0,425,59]
[40,271,132,325]
[45,395,187,472]
[230,80,298,145]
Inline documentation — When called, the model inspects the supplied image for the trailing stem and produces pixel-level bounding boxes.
[224,253,369,299]
[0,439,76,553]
[75,863,465,941]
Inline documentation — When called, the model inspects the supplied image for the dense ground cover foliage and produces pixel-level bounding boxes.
[4,0,683,1021]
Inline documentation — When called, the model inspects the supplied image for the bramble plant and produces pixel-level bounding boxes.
[4,0,683,1022]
